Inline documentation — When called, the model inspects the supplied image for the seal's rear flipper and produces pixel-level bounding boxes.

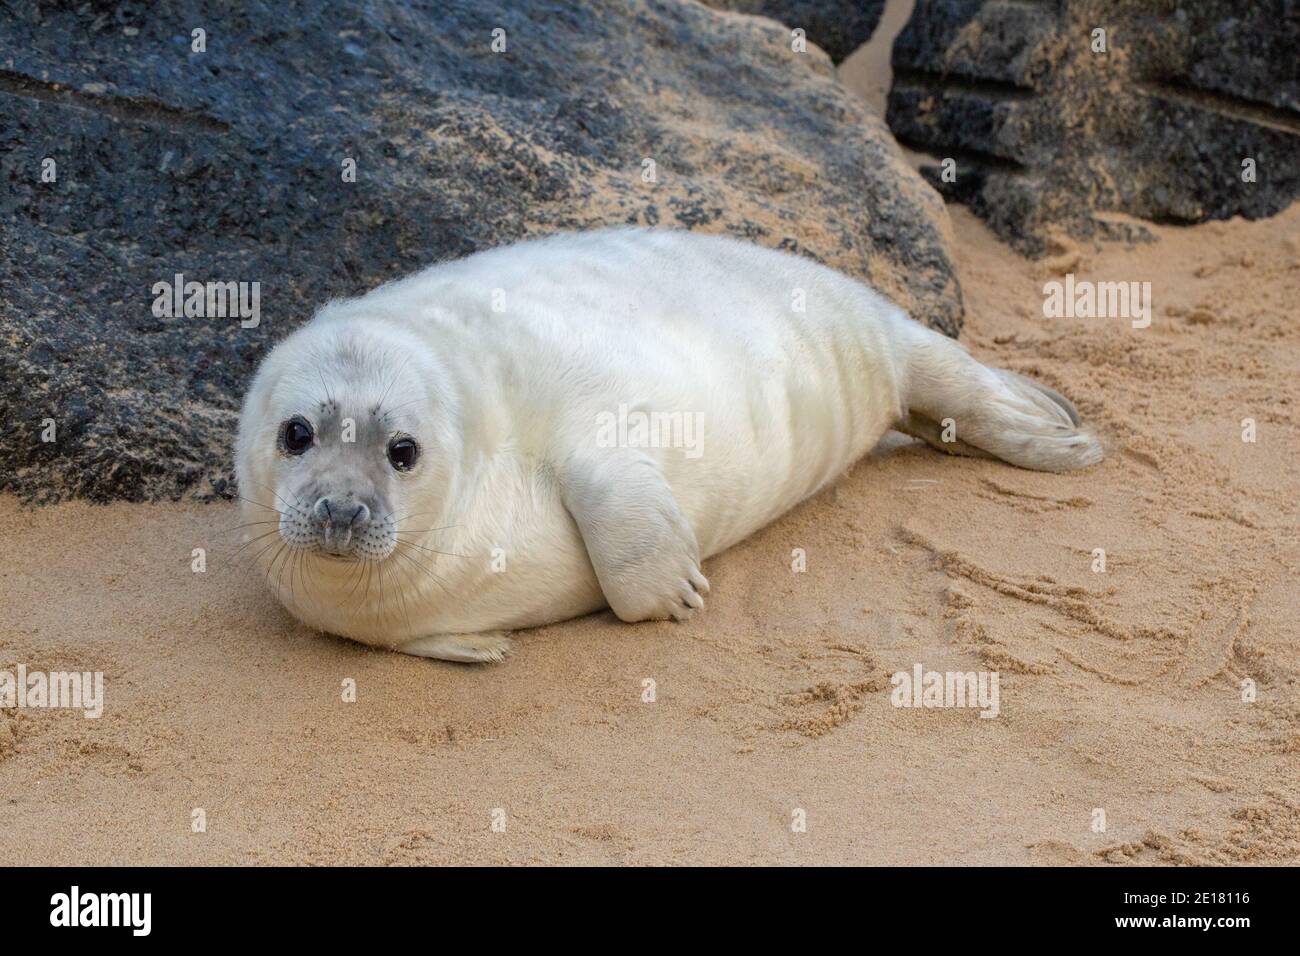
[892,316,1103,473]
[400,632,514,663]
[896,411,997,461]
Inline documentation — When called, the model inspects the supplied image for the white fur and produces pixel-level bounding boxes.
[235,228,1101,661]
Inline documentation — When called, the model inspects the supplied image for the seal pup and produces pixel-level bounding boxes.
[235,228,1101,662]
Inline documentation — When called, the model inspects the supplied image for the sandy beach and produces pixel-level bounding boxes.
[2,198,1296,865]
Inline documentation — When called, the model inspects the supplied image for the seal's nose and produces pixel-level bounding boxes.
[313,496,371,552]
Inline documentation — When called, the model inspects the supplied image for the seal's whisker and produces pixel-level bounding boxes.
[387,511,454,527]
[352,561,374,614]
[295,550,320,609]
[392,523,458,535]
[291,546,305,606]
[375,396,426,419]
[360,560,375,610]
[227,493,285,517]
[391,544,456,600]
[212,518,282,537]
[264,542,288,592]
[388,554,419,637]
[245,534,286,575]
[390,548,452,601]
[285,549,300,609]
[374,355,412,416]
[340,557,369,609]
[274,541,295,602]
[291,551,305,610]
[249,480,311,518]
[393,538,470,559]
[317,368,335,407]
[377,559,391,625]
[227,526,284,563]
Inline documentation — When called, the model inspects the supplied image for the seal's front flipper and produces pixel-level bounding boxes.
[400,632,513,663]
[559,450,709,623]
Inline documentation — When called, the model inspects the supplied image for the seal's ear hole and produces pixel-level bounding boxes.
[280,416,314,455]
[388,436,419,471]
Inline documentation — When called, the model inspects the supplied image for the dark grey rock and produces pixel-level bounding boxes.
[887,0,1300,255]
[705,1,886,63]
[0,0,961,503]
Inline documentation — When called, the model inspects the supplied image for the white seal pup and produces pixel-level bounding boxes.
[235,228,1101,662]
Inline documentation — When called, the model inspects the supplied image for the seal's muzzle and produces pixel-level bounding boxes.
[313,496,372,555]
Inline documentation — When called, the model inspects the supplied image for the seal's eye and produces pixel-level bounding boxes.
[281,416,314,455]
[388,437,419,471]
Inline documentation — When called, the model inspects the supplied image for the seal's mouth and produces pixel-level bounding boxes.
[316,549,359,562]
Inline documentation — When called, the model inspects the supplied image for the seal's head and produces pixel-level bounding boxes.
[235,311,463,576]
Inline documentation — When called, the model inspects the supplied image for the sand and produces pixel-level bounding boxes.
[2,199,1296,865]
